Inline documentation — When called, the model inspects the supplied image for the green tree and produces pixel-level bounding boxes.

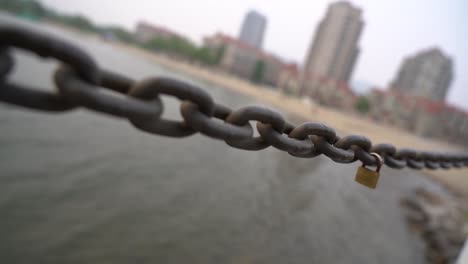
[251,60,265,83]
[99,26,135,43]
[193,47,216,65]
[355,96,371,114]
[0,0,46,20]
[144,36,219,65]
[213,46,225,65]
[54,14,97,32]
[144,36,196,57]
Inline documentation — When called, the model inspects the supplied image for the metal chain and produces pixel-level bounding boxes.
[1,24,467,170]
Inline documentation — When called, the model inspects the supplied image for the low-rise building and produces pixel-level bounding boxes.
[301,75,357,110]
[277,63,300,95]
[368,88,468,144]
[203,33,287,87]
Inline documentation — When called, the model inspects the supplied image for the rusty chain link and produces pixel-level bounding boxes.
[1,24,467,170]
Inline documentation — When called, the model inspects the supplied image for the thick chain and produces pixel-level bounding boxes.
[1,24,467,170]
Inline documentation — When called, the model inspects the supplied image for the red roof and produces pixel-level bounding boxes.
[209,33,254,50]
[283,63,299,76]
[284,63,298,71]
[413,96,445,114]
[371,87,385,94]
[376,88,468,116]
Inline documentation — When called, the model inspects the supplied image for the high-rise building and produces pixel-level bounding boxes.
[238,10,267,49]
[301,1,364,94]
[390,48,453,101]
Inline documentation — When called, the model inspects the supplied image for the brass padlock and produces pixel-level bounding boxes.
[355,152,383,189]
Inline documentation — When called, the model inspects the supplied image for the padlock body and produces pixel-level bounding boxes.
[355,166,380,189]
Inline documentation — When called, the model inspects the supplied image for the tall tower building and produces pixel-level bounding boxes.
[302,1,364,93]
[238,10,267,49]
[391,48,453,101]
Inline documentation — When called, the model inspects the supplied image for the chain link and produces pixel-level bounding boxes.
[1,24,467,170]
[181,102,254,140]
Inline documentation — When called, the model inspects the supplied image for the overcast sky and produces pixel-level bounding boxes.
[40,0,467,110]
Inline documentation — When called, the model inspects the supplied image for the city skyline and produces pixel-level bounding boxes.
[39,0,468,110]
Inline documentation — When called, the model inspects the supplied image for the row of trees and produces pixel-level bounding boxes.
[0,0,46,19]
[355,96,371,113]
[0,0,134,43]
[142,37,224,65]
[0,0,224,66]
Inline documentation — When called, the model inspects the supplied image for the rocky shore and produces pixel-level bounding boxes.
[401,188,468,263]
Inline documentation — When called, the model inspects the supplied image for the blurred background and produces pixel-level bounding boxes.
[0,0,467,263]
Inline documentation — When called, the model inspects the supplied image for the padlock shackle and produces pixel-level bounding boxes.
[369,152,383,172]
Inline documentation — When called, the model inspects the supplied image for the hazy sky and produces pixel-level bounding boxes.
[40,0,467,110]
